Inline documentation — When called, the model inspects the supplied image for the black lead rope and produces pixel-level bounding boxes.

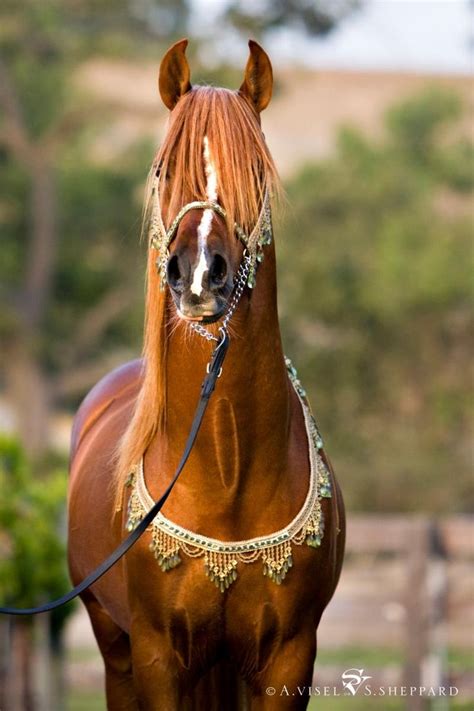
[0,330,230,616]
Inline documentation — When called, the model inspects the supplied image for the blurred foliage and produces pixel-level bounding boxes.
[0,0,353,425]
[224,0,360,38]
[0,2,471,515]
[277,87,473,513]
[0,0,354,65]
[0,0,161,428]
[0,0,191,61]
[0,436,71,626]
[0,143,149,374]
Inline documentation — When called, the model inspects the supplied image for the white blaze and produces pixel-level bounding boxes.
[203,135,217,202]
[190,136,218,296]
[190,234,210,295]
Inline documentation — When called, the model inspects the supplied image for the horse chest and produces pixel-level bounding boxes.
[131,543,319,677]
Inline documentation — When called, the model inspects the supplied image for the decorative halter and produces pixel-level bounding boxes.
[148,172,273,291]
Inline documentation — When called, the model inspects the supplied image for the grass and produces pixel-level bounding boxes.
[66,645,472,710]
[67,646,103,663]
[308,698,403,710]
[67,691,404,711]
[307,700,472,710]
[316,645,403,668]
[67,687,472,711]
[316,645,473,673]
[448,648,474,673]
[67,690,105,711]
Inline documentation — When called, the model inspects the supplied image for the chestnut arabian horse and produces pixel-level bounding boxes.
[68,39,345,710]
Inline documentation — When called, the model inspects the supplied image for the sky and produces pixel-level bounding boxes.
[192,0,473,74]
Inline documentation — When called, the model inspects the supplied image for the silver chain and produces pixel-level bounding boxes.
[189,250,252,342]
[189,322,219,342]
[222,250,252,330]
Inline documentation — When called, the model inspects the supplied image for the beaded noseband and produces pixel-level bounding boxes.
[149,174,273,290]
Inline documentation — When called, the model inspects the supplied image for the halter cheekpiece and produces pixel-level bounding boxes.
[149,171,273,290]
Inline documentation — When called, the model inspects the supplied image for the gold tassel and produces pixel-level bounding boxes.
[150,528,181,571]
[262,542,293,584]
[204,551,238,592]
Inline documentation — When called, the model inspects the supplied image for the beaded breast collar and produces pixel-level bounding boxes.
[125,359,332,592]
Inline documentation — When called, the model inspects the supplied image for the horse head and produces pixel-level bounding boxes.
[152,39,276,323]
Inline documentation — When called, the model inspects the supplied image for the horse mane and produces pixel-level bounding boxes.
[114,86,280,504]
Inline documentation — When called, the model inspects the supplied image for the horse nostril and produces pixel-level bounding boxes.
[188,293,201,306]
[209,254,228,290]
[167,255,182,289]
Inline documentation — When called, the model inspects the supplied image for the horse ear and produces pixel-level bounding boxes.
[159,38,192,111]
[239,40,273,113]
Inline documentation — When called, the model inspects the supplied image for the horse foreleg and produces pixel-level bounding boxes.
[83,595,138,710]
[249,632,316,711]
[130,627,185,710]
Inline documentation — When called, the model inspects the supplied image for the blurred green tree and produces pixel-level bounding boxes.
[0,0,193,457]
[0,0,354,459]
[224,0,360,38]
[0,436,71,709]
[0,8,179,700]
[277,87,473,513]
[0,437,68,610]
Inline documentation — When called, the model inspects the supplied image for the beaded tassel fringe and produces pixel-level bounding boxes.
[262,542,293,584]
[150,528,181,571]
[204,552,238,592]
[125,450,332,593]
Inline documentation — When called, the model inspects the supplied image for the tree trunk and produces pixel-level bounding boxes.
[1,57,64,711]
[24,157,57,332]
[50,623,66,711]
[5,154,57,458]
[0,618,11,709]
[5,619,36,711]
[34,613,53,711]
[5,339,51,459]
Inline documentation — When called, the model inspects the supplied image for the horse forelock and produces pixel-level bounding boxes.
[150,86,279,236]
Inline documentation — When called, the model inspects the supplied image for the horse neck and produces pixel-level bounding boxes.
[153,245,291,495]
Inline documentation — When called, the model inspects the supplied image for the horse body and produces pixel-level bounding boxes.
[68,39,345,710]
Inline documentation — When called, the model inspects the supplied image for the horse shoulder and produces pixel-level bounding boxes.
[68,360,143,626]
[70,358,143,460]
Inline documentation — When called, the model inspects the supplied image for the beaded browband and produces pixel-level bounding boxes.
[125,358,332,592]
[149,174,273,290]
